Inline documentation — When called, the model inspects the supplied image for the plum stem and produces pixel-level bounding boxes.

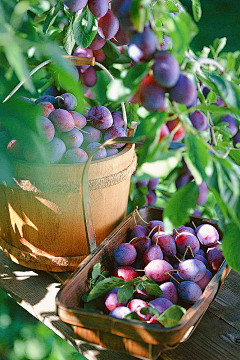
[148,225,162,238]
[135,207,149,225]
[155,226,161,246]
[75,126,91,134]
[133,210,138,226]
[192,221,197,229]
[166,272,180,285]
[129,237,139,244]
[174,255,182,263]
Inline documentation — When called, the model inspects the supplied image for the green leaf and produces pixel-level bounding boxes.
[4,43,34,93]
[43,0,62,33]
[166,1,179,13]
[123,61,152,88]
[213,37,227,58]
[130,0,149,32]
[191,0,202,22]
[102,40,121,59]
[206,91,218,105]
[208,74,240,109]
[117,284,135,303]
[73,7,98,49]
[222,223,240,273]
[124,312,142,321]
[157,305,186,328]
[165,12,198,61]
[185,133,209,184]
[163,182,199,233]
[86,277,125,302]
[63,19,75,55]
[143,283,163,296]
[229,149,240,165]
[91,263,101,280]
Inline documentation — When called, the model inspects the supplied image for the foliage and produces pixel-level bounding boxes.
[0,289,87,360]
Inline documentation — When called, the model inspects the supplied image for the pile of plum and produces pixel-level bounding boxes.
[88,217,224,324]
[7,93,127,164]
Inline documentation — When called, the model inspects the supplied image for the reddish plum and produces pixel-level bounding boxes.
[98,10,119,40]
[220,115,238,137]
[88,0,108,17]
[104,126,127,148]
[81,67,97,87]
[139,76,166,112]
[113,266,138,281]
[38,102,55,117]
[175,232,200,255]
[178,259,206,282]
[148,178,159,190]
[152,232,176,257]
[149,297,173,314]
[159,124,170,142]
[196,269,213,290]
[196,224,219,246]
[92,49,106,63]
[144,259,173,282]
[70,111,87,129]
[47,137,66,164]
[109,306,131,319]
[86,142,107,160]
[143,245,163,265]
[58,93,77,111]
[111,26,129,45]
[169,73,196,107]
[106,148,119,157]
[114,243,137,265]
[105,289,127,313]
[89,36,106,50]
[207,246,224,271]
[128,299,150,321]
[131,236,151,256]
[39,116,55,142]
[112,111,125,128]
[173,226,195,238]
[178,281,202,303]
[63,0,88,12]
[82,125,102,144]
[63,148,88,164]
[159,282,178,304]
[49,109,75,132]
[153,51,180,88]
[189,111,208,131]
[88,106,113,130]
[166,118,185,142]
[128,27,157,63]
[60,128,83,149]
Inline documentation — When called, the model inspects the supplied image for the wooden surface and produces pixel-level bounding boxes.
[1,250,240,360]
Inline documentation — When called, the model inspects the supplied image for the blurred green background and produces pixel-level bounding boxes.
[0,289,87,360]
[182,0,240,51]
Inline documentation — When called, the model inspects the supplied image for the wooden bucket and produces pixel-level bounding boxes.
[0,56,137,272]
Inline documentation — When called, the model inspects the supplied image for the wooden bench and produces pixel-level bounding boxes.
[1,250,240,360]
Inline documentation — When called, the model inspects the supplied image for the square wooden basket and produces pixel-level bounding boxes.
[56,206,230,360]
